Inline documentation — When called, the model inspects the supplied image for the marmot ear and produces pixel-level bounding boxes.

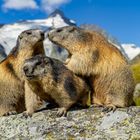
[42,57,53,69]
[43,57,51,65]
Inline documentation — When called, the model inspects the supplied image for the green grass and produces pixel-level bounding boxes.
[134,97,140,106]
[131,63,140,106]
[131,63,140,84]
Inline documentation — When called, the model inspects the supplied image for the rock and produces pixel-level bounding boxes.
[0,44,7,62]
[131,53,140,64]
[44,36,68,62]
[0,106,140,139]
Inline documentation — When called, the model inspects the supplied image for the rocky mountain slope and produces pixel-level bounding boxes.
[122,44,140,60]
[131,52,140,64]
[0,44,7,61]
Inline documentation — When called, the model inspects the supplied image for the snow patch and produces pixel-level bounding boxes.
[122,44,140,60]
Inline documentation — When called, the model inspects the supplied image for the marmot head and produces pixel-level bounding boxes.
[11,29,45,56]
[48,26,92,54]
[18,29,44,47]
[23,55,52,81]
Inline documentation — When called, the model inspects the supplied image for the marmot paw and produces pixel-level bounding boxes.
[3,111,17,116]
[56,107,67,117]
[102,105,116,113]
[22,111,33,118]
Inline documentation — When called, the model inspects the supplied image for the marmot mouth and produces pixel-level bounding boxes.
[68,52,72,58]
[64,52,72,64]
[25,75,35,80]
[47,34,72,61]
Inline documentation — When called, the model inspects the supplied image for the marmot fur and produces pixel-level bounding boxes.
[48,26,135,111]
[0,29,45,116]
[23,55,90,116]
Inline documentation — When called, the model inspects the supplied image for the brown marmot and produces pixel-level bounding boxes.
[48,26,135,111]
[0,29,45,116]
[23,55,90,116]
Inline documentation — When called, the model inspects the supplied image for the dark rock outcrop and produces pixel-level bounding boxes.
[131,53,140,64]
[0,44,7,62]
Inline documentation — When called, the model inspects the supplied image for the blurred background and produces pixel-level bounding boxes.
[0,0,140,105]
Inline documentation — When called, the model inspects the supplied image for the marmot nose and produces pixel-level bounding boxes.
[23,66,29,74]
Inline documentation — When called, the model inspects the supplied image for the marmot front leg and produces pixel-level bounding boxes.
[56,99,74,117]
[23,82,43,117]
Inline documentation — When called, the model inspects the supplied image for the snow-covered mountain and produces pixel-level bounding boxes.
[0,10,75,61]
[0,10,139,62]
[121,44,140,60]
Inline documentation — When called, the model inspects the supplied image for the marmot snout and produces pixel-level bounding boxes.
[23,55,48,80]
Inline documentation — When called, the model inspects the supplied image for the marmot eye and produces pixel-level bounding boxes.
[26,31,32,35]
[57,28,62,33]
[45,62,50,65]
[26,32,32,35]
[36,61,42,66]
[19,35,23,40]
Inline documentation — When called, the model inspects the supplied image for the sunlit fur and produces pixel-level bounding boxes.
[0,29,45,116]
[48,26,135,108]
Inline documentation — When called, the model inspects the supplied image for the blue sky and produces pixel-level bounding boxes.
[0,0,140,46]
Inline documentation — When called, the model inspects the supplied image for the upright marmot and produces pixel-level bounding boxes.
[23,55,90,116]
[0,29,45,116]
[48,26,135,111]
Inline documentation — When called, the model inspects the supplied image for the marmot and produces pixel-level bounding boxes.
[0,29,45,116]
[48,26,135,111]
[23,55,90,116]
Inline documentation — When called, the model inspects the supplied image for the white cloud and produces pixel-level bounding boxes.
[2,0,38,10]
[41,0,71,13]
[2,0,71,13]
